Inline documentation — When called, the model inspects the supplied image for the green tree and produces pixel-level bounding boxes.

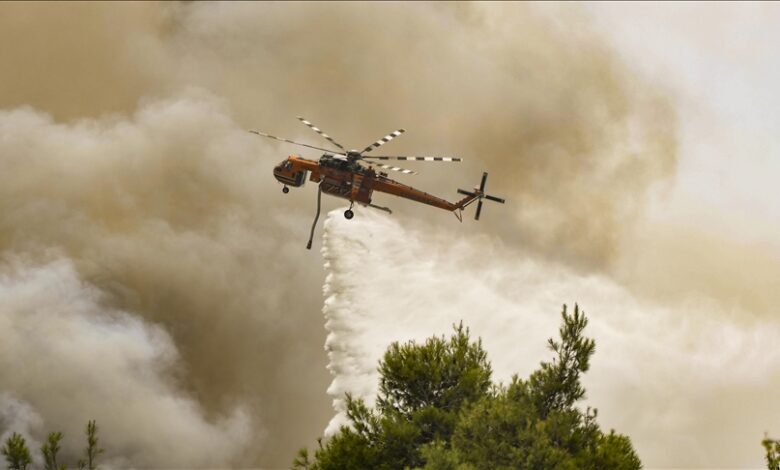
[295,304,642,470]
[377,321,492,418]
[438,305,640,470]
[2,432,32,470]
[763,435,780,470]
[41,432,66,470]
[297,323,492,470]
[77,420,103,470]
[527,304,595,418]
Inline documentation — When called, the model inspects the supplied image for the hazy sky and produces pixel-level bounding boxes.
[588,2,780,244]
[0,2,778,469]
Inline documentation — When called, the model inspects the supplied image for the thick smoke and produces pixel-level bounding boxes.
[322,210,780,469]
[0,2,715,468]
[0,2,167,120]
[0,96,330,466]
[0,258,250,467]
[156,2,678,269]
[0,2,678,266]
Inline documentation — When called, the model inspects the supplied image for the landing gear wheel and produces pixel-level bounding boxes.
[344,209,354,220]
[282,186,289,194]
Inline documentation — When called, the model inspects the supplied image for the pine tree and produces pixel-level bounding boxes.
[77,420,103,470]
[295,322,492,470]
[763,435,780,470]
[2,432,32,470]
[41,431,66,470]
[294,304,642,470]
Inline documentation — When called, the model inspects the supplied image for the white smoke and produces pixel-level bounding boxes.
[322,209,780,469]
[0,257,250,468]
[0,393,44,466]
[0,94,291,466]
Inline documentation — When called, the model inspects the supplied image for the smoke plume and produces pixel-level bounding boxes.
[6,2,771,469]
[0,258,249,467]
[0,95,330,466]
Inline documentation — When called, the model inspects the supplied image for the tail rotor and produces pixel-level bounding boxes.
[457,172,505,221]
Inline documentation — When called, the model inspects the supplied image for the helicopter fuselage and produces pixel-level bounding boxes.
[273,154,471,211]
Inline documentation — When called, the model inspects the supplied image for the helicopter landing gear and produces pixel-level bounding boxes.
[344,209,354,220]
[282,185,289,194]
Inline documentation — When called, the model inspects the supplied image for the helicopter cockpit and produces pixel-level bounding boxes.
[273,159,307,187]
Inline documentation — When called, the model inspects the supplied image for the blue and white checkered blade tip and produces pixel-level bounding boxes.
[361,129,406,154]
[296,116,346,151]
[362,156,462,162]
[249,130,335,154]
[374,163,417,175]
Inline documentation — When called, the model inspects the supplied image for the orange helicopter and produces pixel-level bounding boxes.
[251,117,505,249]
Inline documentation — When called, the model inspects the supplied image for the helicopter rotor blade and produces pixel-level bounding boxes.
[249,130,336,154]
[374,163,417,175]
[361,129,406,154]
[297,116,346,151]
[363,156,462,162]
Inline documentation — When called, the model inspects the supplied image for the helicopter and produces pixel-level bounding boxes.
[251,117,505,249]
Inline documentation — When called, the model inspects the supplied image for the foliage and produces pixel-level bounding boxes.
[292,447,313,470]
[41,432,66,470]
[293,322,491,470]
[2,420,102,470]
[763,435,780,470]
[2,433,32,470]
[294,304,642,470]
[376,322,492,419]
[82,420,103,470]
